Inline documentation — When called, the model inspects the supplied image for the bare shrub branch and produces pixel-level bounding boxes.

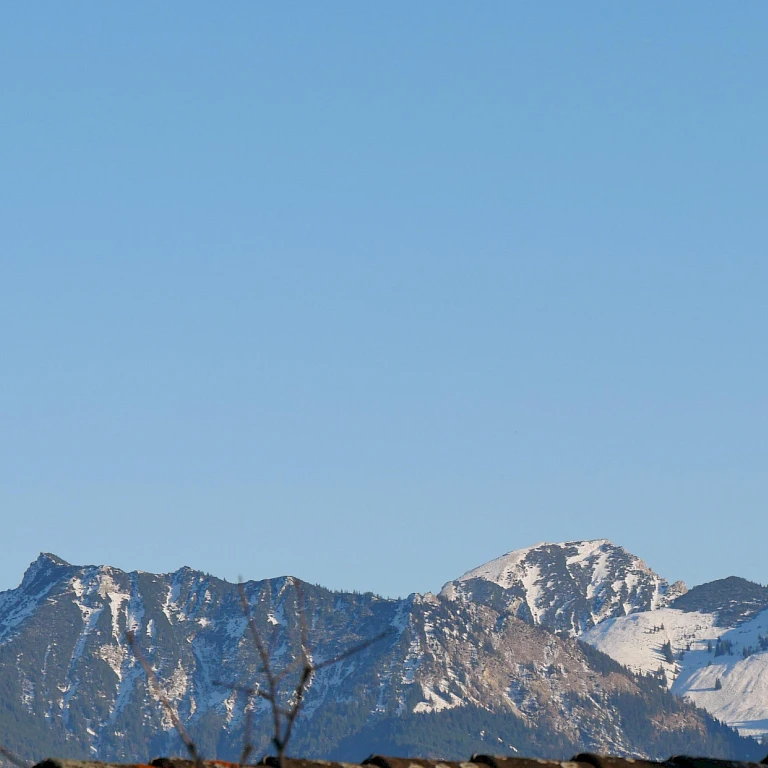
[312,630,394,671]
[239,703,254,767]
[220,578,392,768]
[126,630,202,767]
[0,745,32,768]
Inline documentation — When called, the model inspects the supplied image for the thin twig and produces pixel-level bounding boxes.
[313,629,394,671]
[276,580,313,759]
[213,681,257,697]
[294,580,310,665]
[239,583,272,677]
[267,623,282,659]
[271,656,307,686]
[0,745,31,768]
[126,630,202,767]
[277,665,311,759]
[239,702,254,767]
[238,582,281,761]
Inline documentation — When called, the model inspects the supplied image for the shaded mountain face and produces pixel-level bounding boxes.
[0,554,756,765]
[440,540,687,636]
[670,577,768,627]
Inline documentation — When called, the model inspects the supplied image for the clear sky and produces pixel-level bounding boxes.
[1,3,766,599]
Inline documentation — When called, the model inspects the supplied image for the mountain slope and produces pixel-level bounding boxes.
[0,554,758,764]
[582,602,768,738]
[440,540,768,740]
[670,577,768,626]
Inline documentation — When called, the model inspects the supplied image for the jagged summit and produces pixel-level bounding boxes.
[18,552,72,588]
[441,539,687,636]
[26,552,71,573]
[37,552,71,567]
[450,539,612,588]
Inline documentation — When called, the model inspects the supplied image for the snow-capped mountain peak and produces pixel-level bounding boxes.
[441,539,687,635]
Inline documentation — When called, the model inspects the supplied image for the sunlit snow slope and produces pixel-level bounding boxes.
[583,607,768,738]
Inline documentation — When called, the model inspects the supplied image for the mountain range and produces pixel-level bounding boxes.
[0,541,765,764]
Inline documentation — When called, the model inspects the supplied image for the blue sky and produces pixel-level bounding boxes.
[1,3,766,598]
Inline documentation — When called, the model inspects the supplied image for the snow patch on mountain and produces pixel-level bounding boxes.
[683,653,768,738]
[582,606,768,737]
[582,608,718,682]
[413,682,463,714]
[100,572,131,642]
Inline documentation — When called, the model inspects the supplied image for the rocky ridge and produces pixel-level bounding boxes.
[0,551,756,764]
